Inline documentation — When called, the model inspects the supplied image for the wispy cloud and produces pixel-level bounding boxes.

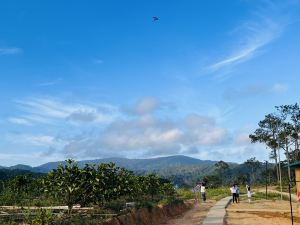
[223,83,288,100]
[0,47,22,55]
[8,117,32,126]
[13,97,119,125]
[207,2,292,74]
[93,59,104,64]
[271,83,288,93]
[38,78,62,87]
[6,133,66,148]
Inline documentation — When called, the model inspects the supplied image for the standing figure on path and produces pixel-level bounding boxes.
[230,184,237,203]
[193,182,201,203]
[201,182,206,203]
[236,185,240,203]
[246,185,252,203]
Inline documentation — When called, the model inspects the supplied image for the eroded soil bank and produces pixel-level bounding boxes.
[102,201,194,225]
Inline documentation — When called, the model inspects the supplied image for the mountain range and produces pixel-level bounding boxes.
[0,155,271,187]
[0,155,218,173]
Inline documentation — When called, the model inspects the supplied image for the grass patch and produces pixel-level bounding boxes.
[177,187,232,201]
[176,188,195,200]
[206,187,231,201]
[240,192,291,201]
[274,185,296,193]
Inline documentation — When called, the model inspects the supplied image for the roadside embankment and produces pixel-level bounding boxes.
[102,201,193,225]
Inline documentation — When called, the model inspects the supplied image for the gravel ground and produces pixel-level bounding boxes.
[160,200,216,225]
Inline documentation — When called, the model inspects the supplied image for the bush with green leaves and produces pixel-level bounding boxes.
[43,159,84,214]
[42,159,175,213]
[24,208,54,225]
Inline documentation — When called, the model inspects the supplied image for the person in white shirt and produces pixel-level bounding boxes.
[200,183,206,202]
[230,184,237,203]
[246,185,252,203]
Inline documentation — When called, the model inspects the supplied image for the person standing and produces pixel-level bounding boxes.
[193,182,201,203]
[200,183,206,203]
[230,184,237,203]
[246,185,252,203]
[236,185,240,203]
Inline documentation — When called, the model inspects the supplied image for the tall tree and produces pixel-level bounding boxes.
[244,157,261,183]
[277,104,300,162]
[214,161,229,185]
[249,113,281,183]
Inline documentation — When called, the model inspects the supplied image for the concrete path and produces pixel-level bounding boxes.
[202,196,231,225]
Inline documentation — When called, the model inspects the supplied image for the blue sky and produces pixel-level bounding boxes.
[0,0,300,166]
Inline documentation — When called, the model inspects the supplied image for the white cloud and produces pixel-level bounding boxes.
[124,97,160,115]
[61,113,228,158]
[194,143,269,163]
[271,83,288,93]
[7,134,64,147]
[124,97,176,116]
[235,133,251,145]
[207,2,290,73]
[0,151,65,167]
[0,152,40,166]
[0,47,22,55]
[224,83,288,100]
[8,117,32,126]
[6,96,266,162]
[13,97,118,125]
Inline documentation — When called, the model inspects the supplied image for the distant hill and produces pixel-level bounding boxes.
[1,155,217,172]
[0,168,44,181]
[1,155,244,187]
[33,155,218,173]
[0,155,274,187]
[8,164,35,171]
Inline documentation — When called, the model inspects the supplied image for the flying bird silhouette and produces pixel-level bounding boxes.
[152,16,159,22]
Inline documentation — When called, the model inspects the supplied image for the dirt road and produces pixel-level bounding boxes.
[225,200,300,225]
[160,200,216,225]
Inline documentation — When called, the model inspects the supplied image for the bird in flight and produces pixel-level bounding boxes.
[153,16,159,22]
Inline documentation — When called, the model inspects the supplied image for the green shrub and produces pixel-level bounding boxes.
[176,188,194,200]
[158,197,183,206]
[24,208,54,225]
[135,201,156,209]
[104,199,126,212]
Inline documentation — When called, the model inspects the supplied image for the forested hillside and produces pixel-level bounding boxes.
[1,155,216,173]
[0,168,43,181]
[0,156,283,188]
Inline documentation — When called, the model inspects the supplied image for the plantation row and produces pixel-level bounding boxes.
[0,159,175,214]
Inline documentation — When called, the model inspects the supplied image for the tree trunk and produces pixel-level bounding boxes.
[273,148,280,183]
[68,204,73,215]
[296,139,300,160]
[285,139,291,181]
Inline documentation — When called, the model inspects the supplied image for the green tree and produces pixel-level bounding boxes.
[244,157,261,184]
[94,162,124,206]
[145,174,161,200]
[160,182,175,198]
[78,163,96,207]
[249,113,281,183]
[214,161,229,185]
[43,159,83,214]
[10,174,33,206]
